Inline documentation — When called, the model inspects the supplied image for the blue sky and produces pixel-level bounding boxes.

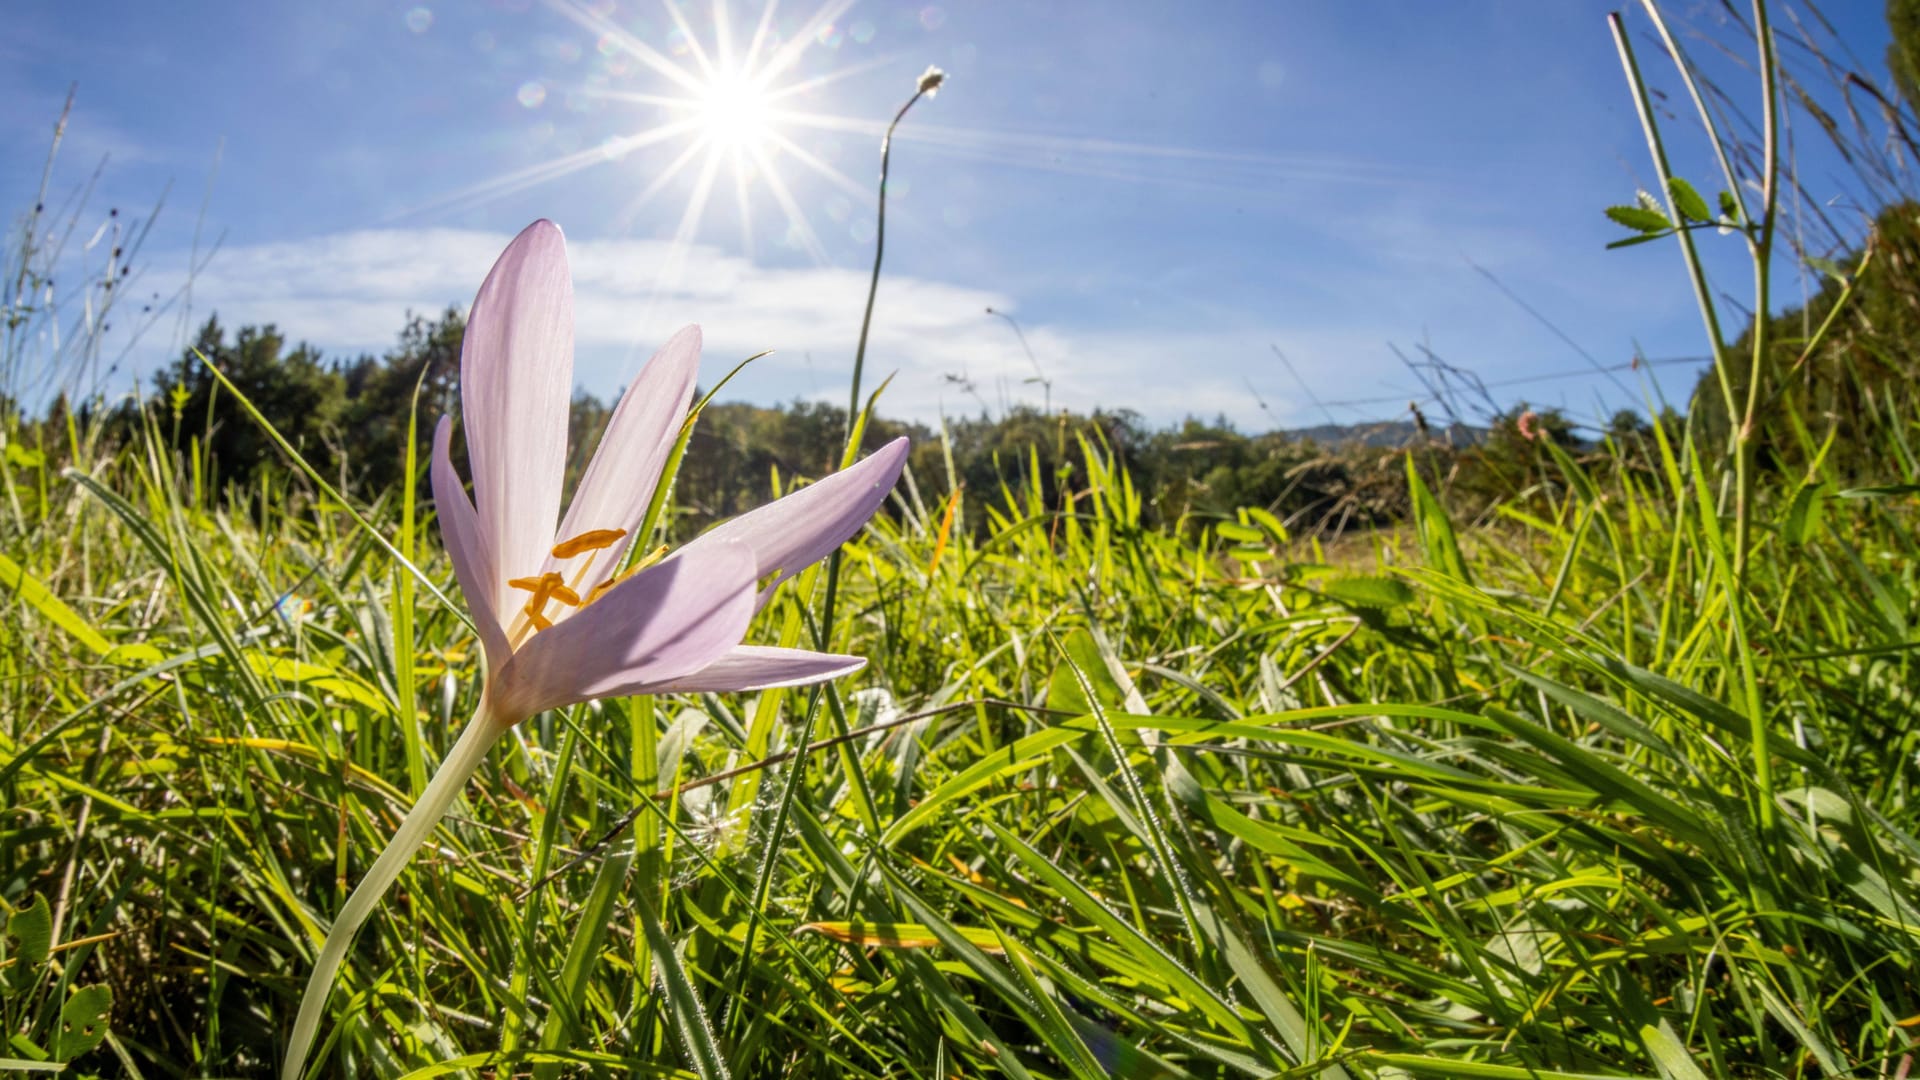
[1,1,1900,430]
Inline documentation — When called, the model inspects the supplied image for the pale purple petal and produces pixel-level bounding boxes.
[489,539,757,721]
[431,416,511,674]
[543,325,702,601]
[678,436,909,605]
[462,220,573,623]
[642,645,867,694]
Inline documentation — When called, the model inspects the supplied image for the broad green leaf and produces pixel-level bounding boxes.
[1243,506,1290,543]
[1319,574,1414,609]
[6,894,52,991]
[1666,177,1712,223]
[1215,521,1263,544]
[1605,205,1671,232]
[54,984,112,1061]
[1782,481,1829,546]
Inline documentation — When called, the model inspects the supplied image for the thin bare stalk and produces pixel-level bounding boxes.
[1637,1,1753,230]
[843,75,939,451]
[1609,13,1740,426]
[987,305,1051,413]
[1736,0,1781,588]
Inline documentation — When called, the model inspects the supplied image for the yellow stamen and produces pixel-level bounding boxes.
[508,571,583,636]
[579,544,671,607]
[633,543,670,572]
[585,577,621,606]
[551,528,628,559]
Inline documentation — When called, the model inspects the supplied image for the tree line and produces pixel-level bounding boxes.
[16,197,1915,541]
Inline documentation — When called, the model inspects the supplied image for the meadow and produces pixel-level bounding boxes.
[6,4,1920,1078]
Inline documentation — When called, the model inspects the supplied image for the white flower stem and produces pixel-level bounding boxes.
[282,707,501,1080]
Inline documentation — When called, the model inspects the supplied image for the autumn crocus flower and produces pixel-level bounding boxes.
[285,220,907,1079]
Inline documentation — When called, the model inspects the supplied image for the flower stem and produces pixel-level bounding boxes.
[282,707,500,1080]
[843,84,932,453]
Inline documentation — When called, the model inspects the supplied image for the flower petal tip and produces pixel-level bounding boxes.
[519,218,565,244]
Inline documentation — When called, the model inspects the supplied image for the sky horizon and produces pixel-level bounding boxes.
[1,1,1902,433]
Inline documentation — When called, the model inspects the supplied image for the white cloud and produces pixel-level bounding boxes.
[144,225,1351,429]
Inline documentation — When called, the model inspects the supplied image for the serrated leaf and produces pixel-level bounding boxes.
[1605,205,1672,233]
[1667,177,1712,223]
[54,984,111,1061]
[1320,574,1415,609]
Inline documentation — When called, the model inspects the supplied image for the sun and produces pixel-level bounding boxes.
[692,68,775,153]
[416,0,896,281]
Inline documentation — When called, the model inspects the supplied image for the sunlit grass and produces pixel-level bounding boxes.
[5,376,1919,1075]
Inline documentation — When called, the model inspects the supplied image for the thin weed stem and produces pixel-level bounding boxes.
[843,78,937,454]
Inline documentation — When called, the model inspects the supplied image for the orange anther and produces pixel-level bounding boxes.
[551,528,628,559]
[509,571,583,633]
[508,572,580,605]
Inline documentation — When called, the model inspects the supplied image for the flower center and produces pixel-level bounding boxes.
[503,527,633,647]
[505,572,579,631]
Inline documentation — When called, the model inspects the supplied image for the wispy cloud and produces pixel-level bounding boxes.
[143,225,1359,428]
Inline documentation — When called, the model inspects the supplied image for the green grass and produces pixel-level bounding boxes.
[2,387,1918,1076]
